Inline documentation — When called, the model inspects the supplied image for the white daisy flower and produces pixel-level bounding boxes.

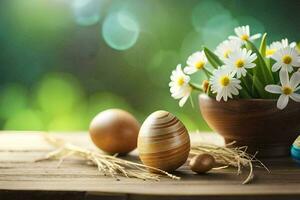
[229,25,261,43]
[266,38,296,58]
[265,70,300,110]
[184,51,208,74]
[215,39,242,61]
[224,48,257,78]
[210,66,242,102]
[169,64,192,107]
[271,46,300,73]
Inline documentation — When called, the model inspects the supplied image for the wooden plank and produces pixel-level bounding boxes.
[0,131,299,200]
[0,190,86,200]
[126,194,300,200]
[0,131,224,151]
[0,131,92,151]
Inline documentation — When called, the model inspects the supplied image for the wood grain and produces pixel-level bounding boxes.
[0,131,299,200]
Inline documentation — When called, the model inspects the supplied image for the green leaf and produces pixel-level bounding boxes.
[248,73,269,98]
[240,76,252,96]
[189,83,203,91]
[246,40,275,96]
[239,79,252,98]
[239,88,251,99]
[259,33,267,57]
[203,47,224,69]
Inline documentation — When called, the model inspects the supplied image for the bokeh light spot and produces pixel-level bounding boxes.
[102,11,140,50]
[191,0,226,33]
[36,73,83,117]
[238,16,265,35]
[123,33,160,69]
[148,50,180,87]
[47,114,87,131]
[4,109,44,130]
[180,31,203,61]
[0,84,28,119]
[9,0,71,39]
[202,13,239,48]
[87,92,132,120]
[72,0,103,26]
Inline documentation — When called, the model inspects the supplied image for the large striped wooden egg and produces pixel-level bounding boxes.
[138,110,190,172]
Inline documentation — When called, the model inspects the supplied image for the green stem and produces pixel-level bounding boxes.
[248,73,269,99]
[239,88,251,99]
[241,76,252,96]
[204,68,213,77]
[189,96,194,108]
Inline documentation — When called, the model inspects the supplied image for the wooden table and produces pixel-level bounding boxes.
[0,131,299,200]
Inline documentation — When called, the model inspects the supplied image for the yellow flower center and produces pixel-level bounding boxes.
[241,34,249,41]
[282,55,292,64]
[195,61,205,69]
[266,49,276,56]
[223,50,231,58]
[177,77,185,86]
[219,76,230,87]
[235,59,245,68]
[282,86,293,95]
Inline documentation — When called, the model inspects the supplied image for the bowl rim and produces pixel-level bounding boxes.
[199,93,279,102]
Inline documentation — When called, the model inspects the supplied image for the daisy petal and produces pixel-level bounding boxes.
[287,65,294,73]
[292,57,300,67]
[216,93,222,101]
[290,42,296,48]
[265,85,282,94]
[277,95,289,110]
[290,72,300,89]
[228,36,240,41]
[290,93,300,102]
[272,62,281,72]
[224,93,228,102]
[279,70,289,86]
[231,86,239,95]
[250,33,261,40]
[245,63,256,68]
[184,67,196,75]
[169,64,192,106]
[179,95,189,107]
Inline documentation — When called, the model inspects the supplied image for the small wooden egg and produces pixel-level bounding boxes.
[189,154,215,174]
[89,109,140,154]
[138,110,190,172]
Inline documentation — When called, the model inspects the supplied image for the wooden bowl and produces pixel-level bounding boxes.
[199,94,300,157]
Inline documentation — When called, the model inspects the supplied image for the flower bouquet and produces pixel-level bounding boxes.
[169,25,300,157]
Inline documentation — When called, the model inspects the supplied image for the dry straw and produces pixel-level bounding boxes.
[191,141,269,184]
[37,134,268,184]
[36,134,180,181]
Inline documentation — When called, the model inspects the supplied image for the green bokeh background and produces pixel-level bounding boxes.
[0,0,299,131]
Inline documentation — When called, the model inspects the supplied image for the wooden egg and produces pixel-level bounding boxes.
[138,110,190,172]
[89,109,140,154]
[189,154,215,174]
